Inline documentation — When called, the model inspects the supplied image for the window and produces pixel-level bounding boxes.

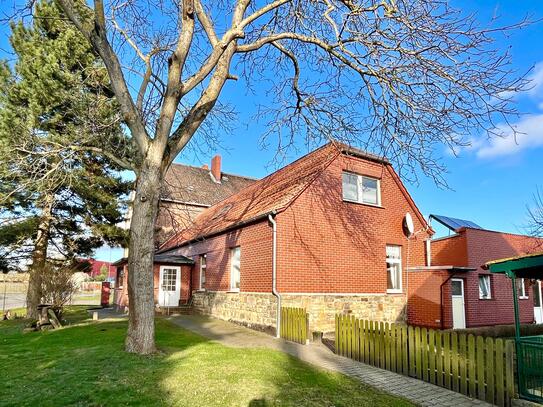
[533,282,541,307]
[117,267,124,288]
[518,278,528,299]
[161,268,177,292]
[386,245,402,293]
[342,172,381,206]
[479,275,491,299]
[451,279,463,296]
[230,247,240,291]
[199,254,206,290]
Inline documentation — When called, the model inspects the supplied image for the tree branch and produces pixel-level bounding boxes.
[56,0,150,157]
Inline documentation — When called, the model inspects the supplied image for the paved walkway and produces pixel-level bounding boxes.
[168,315,492,407]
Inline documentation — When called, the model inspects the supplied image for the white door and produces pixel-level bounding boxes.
[533,280,543,324]
[158,266,181,307]
[451,278,466,329]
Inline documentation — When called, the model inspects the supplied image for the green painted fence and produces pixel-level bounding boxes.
[335,315,516,406]
[280,307,308,344]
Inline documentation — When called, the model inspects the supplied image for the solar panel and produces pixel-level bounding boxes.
[429,214,482,231]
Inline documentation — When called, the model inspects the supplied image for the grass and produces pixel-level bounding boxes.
[0,307,413,407]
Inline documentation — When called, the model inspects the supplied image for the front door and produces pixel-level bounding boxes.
[158,266,181,307]
[533,280,543,324]
[451,278,466,329]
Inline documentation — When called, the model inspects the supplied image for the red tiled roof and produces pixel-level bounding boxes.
[159,142,388,251]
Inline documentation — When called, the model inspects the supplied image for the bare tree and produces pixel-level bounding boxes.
[9,0,528,353]
[527,187,543,239]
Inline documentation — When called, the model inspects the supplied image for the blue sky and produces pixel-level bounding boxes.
[1,1,542,262]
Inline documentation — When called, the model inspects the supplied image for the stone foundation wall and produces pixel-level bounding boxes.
[192,291,278,334]
[192,291,407,335]
[282,294,406,333]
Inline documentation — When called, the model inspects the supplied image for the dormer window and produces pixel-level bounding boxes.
[342,172,381,206]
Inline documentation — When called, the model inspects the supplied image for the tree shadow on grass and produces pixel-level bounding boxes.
[1,311,413,406]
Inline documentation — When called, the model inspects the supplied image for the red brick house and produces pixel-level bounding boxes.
[155,155,255,247]
[77,258,115,281]
[144,142,432,334]
[113,156,254,306]
[407,215,543,330]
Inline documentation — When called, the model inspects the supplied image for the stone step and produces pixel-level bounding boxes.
[156,306,193,316]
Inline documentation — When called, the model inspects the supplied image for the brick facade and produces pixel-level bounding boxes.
[275,154,430,294]
[113,263,192,309]
[407,269,453,329]
[408,228,543,329]
[167,149,430,333]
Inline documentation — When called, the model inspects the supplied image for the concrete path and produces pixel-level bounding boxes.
[169,315,492,407]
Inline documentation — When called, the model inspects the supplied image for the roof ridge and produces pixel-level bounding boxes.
[158,143,343,251]
[169,161,258,181]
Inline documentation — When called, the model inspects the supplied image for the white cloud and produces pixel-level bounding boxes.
[476,114,543,158]
[496,62,543,101]
[526,62,543,98]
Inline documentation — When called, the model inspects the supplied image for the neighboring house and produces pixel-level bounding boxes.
[78,258,116,281]
[407,215,543,330]
[116,142,432,334]
[155,155,256,247]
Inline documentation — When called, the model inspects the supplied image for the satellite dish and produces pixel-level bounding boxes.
[403,213,415,238]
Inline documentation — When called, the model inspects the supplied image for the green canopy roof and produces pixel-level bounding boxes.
[483,251,543,279]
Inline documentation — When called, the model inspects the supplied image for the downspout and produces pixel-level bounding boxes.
[440,273,457,330]
[268,213,281,338]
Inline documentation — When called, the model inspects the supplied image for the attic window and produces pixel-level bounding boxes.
[342,172,381,206]
[212,203,233,220]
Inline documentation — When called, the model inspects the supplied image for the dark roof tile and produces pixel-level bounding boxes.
[161,164,255,206]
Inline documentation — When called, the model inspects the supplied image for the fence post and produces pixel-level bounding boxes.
[505,340,515,404]
[495,338,505,407]
[468,334,476,397]
[485,337,495,404]
[436,331,443,387]
[428,329,436,385]
[459,333,468,395]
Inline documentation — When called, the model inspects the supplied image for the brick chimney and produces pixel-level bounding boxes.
[211,155,221,183]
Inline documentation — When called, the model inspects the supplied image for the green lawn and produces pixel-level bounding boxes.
[0,307,413,407]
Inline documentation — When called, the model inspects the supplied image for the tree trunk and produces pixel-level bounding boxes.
[124,157,163,354]
[26,195,54,320]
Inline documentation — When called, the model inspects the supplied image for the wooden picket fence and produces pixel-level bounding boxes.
[280,307,308,344]
[335,315,516,406]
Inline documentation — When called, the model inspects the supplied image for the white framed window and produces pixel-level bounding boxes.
[199,254,206,290]
[230,247,240,291]
[518,278,528,299]
[342,172,381,206]
[386,245,402,293]
[479,275,491,299]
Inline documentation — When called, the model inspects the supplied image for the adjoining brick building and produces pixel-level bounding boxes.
[113,155,255,307]
[407,215,543,329]
[155,155,256,247]
[147,142,432,334]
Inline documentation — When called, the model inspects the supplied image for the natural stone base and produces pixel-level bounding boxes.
[192,291,406,335]
[282,294,406,334]
[192,291,278,334]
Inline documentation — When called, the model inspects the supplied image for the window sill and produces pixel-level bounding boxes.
[343,199,384,209]
[479,297,492,300]
[227,289,240,293]
[196,288,206,292]
[387,289,403,294]
[519,296,529,300]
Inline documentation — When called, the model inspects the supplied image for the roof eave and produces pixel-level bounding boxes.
[157,208,283,254]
